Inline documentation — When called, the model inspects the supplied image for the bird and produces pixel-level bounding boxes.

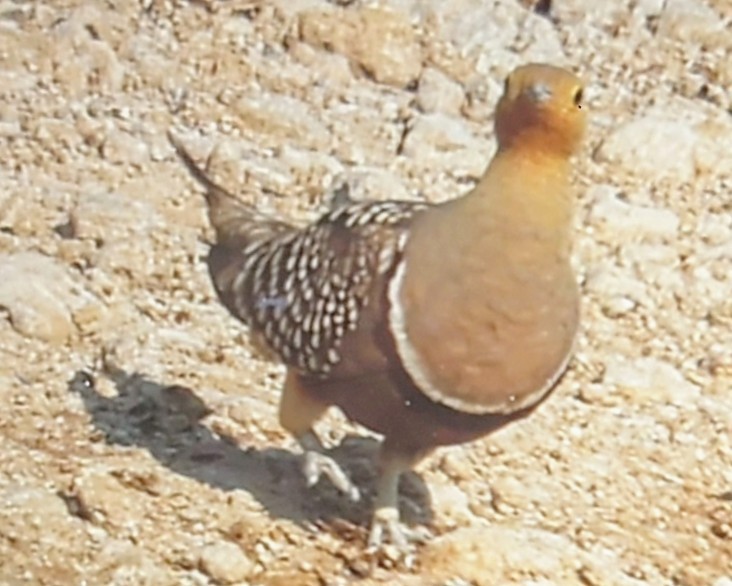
[170,62,586,550]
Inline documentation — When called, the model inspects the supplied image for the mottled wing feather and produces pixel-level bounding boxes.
[230,201,429,376]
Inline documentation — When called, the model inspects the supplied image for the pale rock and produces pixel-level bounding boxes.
[0,485,89,555]
[51,7,125,95]
[277,144,344,194]
[657,0,725,45]
[597,106,732,180]
[127,36,181,90]
[418,0,519,58]
[595,115,698,182]
[70,191,163,242]
[199,541,254,584]
[417,68,465,115]
[698,212,732,246]
[233,91,330,151]
[437,449,476,483]
[97,539,173,586]
[513,10,565,64]
[688,260,732,311]
[635,0,666,16]
[490,473,556,511]
[1,485,71,525]
[328,100,403,165]
[422,525,647,585]
[270,0,325,16]
[693,115,732,176]
[713,577,732,586]
[69,191,167,277]
[462,76,503,122]
[547,0,626,23]
[287,41,354,88]
[602,355,701,406]
[401,112,490,178]
[0,252,103,344]
[620,243,680,266]
[403,113,476,151]
[33,118,85,162]
[584,263,651,315]
[70,468,149,528]
[431,483,472,527]
[101,130,150,166]
[599,295,637,318]
[0,70,36,93]
[588,185,679,239]
[85,39,125,92]
[341,166,412,203]
[299,6,421,88]
[51,3,120,47]
[75,113,109,149]
[620,243,685,294]
[207,139,294,195]
[421,525,571,583]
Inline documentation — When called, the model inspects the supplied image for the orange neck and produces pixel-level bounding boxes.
[447,144,574,259]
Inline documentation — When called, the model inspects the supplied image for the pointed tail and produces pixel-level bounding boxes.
[168,131,293,250]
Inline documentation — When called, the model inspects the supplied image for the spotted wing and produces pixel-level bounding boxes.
[228,200,429,376]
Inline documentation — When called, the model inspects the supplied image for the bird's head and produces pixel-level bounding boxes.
[494,64,586,158]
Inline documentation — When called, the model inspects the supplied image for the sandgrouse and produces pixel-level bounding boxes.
[171,63,586,549]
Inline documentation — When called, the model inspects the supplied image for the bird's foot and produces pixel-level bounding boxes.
[302,450,361,502]
[366,506,431,553]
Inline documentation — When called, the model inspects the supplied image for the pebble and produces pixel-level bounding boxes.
[198,541,254,585]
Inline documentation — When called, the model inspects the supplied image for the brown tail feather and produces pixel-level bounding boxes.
[168,131,293,250]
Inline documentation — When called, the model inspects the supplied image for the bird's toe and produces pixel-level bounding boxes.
[302,450,361,501]
[367,506,430,553]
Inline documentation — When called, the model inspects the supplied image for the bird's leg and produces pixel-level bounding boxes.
[368,441,432,550]
[279,370,360,501]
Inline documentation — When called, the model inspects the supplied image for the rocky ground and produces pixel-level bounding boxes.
[1,0,731,584]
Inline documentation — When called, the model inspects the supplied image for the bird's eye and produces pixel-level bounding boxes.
[573,88,583,107]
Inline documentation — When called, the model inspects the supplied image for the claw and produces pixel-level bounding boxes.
[367,506,406,549]
[302,450,361,501]
[367,506,431,552]
[296,430,360,501]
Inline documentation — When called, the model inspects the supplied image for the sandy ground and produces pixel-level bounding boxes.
[1,0,731,584]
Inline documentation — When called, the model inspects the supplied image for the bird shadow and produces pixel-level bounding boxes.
[67,364,432,537]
